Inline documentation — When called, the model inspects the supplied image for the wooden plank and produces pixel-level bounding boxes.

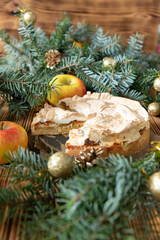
[149,115,160,135]
[0,0,160,52]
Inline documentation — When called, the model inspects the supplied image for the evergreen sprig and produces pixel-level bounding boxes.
[0,12,160,116]
[0,148,160,239]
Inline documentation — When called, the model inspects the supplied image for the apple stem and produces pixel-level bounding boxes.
[0,122,4,130]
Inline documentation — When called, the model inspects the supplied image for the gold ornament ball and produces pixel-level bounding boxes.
[149,172,160,201]
[153,77,160,91]
[103,57,117,70]
[23,11,36,25]
[47,152,74,178]
[148,102,160,116]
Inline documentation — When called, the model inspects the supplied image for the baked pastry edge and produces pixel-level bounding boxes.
[65,127,150,158]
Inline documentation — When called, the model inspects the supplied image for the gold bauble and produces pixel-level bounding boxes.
[153,77,160,91]
[23,11,36,25]
[47,152,74,178]
[149,172,160,201]
[103,57,116,70]
[148,102,160,116]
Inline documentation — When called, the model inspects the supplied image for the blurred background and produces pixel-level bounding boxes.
[0,0,160,53]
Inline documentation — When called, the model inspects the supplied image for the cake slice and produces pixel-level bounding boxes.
[31,103,86,135]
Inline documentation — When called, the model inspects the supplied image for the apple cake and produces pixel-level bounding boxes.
[31,92,150,157]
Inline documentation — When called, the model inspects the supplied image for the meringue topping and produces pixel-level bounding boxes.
[31,92,149,149]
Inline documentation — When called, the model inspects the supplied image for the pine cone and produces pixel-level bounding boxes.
[45,49,61,69]
[75,147,104,166]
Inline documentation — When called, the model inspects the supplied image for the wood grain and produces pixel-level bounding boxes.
[0,0,160,53]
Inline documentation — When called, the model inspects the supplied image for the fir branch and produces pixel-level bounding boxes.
[119,59,133,65]
[1,12,160,115]
[0,147,160,240]
[0,77,59,103]
[75,66,111,92]
[8,99,30,118]
[126,33,144,58]
[0,79,51,90]
[34,27,49,53]
[0,29,32,62]
[50,62,79,74]
[117,69,133,87]
[18,21,36,46]
[73,182,96,203]
[0,187,45,208]
[51,215,90,239]
[94,39,121,53]
[49,13,72,51]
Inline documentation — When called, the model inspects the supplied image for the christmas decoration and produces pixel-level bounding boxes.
[149,171,160,201]
[75,147,104,166]
[150,141,160,158]
[103,57,117,70]
[45,49,61,69]
[153,76,160,92]
[147,75,160,116]
[70,38,83,48]
[148,102,160,116]
[47,151,74,178]
[22,11,36,25]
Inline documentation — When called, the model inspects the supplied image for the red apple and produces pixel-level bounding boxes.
[47,74,86,105]
[0,121,28,164]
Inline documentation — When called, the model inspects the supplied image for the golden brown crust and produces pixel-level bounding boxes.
[66,127,150,158]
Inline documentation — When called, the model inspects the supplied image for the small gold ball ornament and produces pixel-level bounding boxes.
[23,11,36,25]
[47,152,74,178]
[148,102,160,116]
[153,77,160,92]
[149,172,160,201]
[103,57,117,70]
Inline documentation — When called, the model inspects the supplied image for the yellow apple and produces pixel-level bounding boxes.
[47,74,86,105]
[0,121,28,164]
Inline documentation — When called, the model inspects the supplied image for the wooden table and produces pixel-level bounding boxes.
[0,98,160,240]
[1,0,160,53]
